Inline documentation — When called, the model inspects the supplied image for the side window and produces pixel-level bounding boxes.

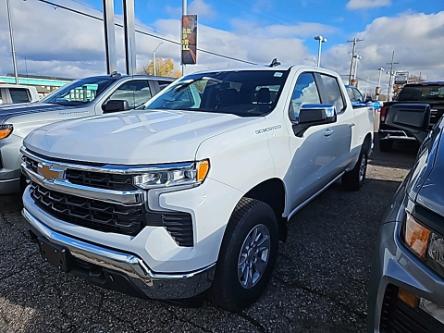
[318,74,345,113]
[353,88,364,102]
[9,88,31,103]
[107,80,152,109]
[289,72,321,122]
[158,80,172,91]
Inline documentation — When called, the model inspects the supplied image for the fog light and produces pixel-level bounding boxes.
[419,298,444,324]
[398,288,418,308]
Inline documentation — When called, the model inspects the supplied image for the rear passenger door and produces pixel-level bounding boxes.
[316,73,354,178]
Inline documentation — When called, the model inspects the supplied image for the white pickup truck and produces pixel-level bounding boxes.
[21,66,374,310]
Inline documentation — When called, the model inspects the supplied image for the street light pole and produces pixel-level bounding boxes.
[181,0,187,75]
[386,50,399,102]
[6,0,18,84]
[376,67,384,100]
[347,37,363,85]
[314,35,327,68]
[152,42,163,76]
[353,54,361,87]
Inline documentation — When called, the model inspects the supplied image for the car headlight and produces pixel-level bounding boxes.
[133,159,210,189]
[0,124,13,140]
[403,211,444,276]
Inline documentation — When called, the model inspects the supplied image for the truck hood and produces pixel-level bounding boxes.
[24,109,257,165]
[0,102,77,124]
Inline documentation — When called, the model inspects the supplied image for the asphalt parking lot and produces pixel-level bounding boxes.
[0,143,417,333]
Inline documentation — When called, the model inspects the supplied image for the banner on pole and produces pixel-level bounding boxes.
[181,15,197,65]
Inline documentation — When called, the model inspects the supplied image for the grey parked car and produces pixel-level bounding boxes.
[0,73,174,194]
[368,107,444,332]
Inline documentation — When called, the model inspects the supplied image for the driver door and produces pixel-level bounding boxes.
[285,72,336,209]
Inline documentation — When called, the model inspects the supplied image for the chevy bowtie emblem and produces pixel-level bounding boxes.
[37,163,63,181]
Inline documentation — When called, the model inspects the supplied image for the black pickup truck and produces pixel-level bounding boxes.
[378,81,444,151]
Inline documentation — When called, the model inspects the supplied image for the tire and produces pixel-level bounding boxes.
[210,198,279,311]
[379,139,392,152]
[342,151,368,191]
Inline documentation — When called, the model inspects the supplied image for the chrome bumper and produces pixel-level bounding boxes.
[22,208,215,299]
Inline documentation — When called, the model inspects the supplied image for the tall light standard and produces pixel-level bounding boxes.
[376,67,384,100]
[6,0,18,84]
[352,54,361,86]
[152,41,163,76]
[314,35,327,68]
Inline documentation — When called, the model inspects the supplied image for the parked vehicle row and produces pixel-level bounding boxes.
[0,73,173,194]
[378,81,444,151]
[18,66,374,310]
[0,84,39,105]
[369,105,444,332]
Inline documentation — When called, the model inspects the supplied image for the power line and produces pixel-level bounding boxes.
[34,0,258,66]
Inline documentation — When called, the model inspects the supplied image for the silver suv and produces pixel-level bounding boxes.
[0,73,173,194]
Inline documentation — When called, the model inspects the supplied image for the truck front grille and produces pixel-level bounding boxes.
[66,169,136,191]
[31,183,146,236]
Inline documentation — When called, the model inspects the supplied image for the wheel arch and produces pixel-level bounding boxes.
[241,178,287,241]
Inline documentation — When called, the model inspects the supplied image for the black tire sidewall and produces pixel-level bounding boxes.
[212,199,279,311]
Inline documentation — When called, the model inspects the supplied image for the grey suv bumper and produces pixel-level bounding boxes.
[22,208,215,300]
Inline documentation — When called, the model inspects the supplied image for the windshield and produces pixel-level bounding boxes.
[145,70,289,117]
[43,77,117,106]
[398,85,444,101]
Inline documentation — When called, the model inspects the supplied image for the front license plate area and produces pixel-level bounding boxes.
[39,238,70,272]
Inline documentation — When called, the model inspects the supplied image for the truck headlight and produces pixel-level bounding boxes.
[133,159,209,189]
[403,211,444,276]
[0,124,13,140]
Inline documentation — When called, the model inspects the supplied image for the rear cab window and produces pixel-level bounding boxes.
[9,88,31,103]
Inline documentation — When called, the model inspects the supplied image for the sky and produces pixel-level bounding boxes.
[0,0,443,93]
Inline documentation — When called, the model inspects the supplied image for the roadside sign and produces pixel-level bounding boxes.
[181,15,197,65]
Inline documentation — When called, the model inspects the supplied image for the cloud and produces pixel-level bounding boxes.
[188,0,215,19]
[165,0,214,19]
[346,0,391,10]
[230,20,338,38]
[324,11,444,91]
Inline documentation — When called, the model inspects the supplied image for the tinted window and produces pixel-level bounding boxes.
[158,80,173,90]
[43,77,117,106]
[319,74,345,112]
[9,88,31,103]
[146,70,289,117]
[107,80,152,109]
[346,86,363,103]
[289,72,321,122]
[398,85,444,101]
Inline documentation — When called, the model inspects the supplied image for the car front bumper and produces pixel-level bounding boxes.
[23,207,216,300]
[368,221,444,332]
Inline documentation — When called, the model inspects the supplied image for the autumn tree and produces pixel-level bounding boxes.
[144,58,181,78]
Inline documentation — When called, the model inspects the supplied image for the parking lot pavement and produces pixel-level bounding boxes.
[0,144,417,333]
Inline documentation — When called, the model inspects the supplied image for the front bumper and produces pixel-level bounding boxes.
[368,221,444,332]
[23,208,215,300]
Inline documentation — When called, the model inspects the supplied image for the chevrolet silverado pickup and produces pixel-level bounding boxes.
[21,66,374,310]
[0,73,173,194]
[379,81,444,151]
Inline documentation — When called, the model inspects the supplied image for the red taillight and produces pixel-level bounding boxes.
[380,105,389,123]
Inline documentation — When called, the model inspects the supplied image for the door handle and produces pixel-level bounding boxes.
[324,128,334,137]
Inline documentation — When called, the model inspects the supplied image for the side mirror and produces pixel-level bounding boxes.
[292,104,337,137]
[102,99,130,113]
[385,103,431,143]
